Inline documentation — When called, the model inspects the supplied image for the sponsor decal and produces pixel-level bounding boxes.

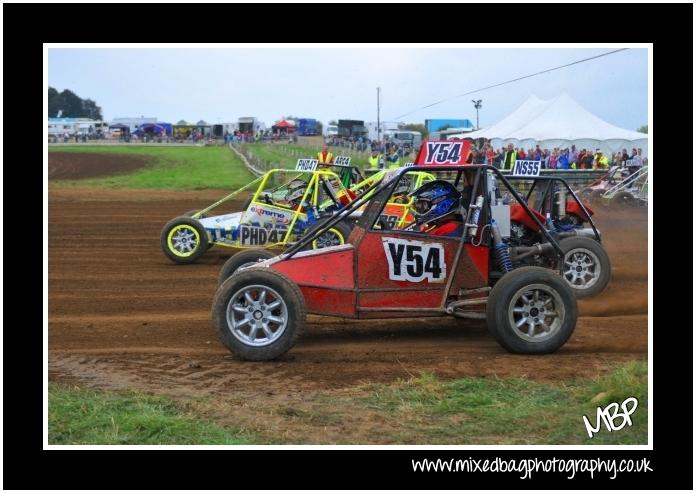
[512,160,541,177]
[240,225,288,246]
[423,142,463,165]
[379,214,400,230]
[333,156,351,167]
[382,237,446,282]
[403,162,415,167]
[295,158,318,171]
[249,206,292,224]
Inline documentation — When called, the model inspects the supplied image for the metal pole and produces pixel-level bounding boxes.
[377,87,381,145]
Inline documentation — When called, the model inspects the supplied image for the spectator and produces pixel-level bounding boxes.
[386,146,401,169]
[317,144,334,164]
[621,148,630,165]
[593,149,609,169]
[548,150,558,169]
[502,144,517,170]
[569,145,578,167]
[532,145,542,161]
[557,149,570,170]
[485,145,495,165]
[581,149,594,169]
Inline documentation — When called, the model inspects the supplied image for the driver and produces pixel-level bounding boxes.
[285,184,308,210]
[408,180,464,237]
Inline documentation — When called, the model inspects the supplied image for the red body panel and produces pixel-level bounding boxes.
[272,247,355,289]
[463,244,489,283]
[510,203,546,232]
[566,200,593,222]
[271,246,357,317]
[298,286,357,317]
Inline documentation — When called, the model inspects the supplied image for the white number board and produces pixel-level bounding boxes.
[333,156,351,167]
[382,237,446,283]
[295,159,318,172]
[512,160,541,177]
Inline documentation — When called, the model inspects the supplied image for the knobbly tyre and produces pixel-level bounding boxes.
[160,158,363,265]
[212,161,580,361]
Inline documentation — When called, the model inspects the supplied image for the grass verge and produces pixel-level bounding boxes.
[48,383,255,445]
[363,360,648,445]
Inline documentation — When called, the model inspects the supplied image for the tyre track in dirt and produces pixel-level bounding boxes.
[48,188,648,399]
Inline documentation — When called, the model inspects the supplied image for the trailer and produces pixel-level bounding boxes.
[337,119,368,139]
[296,118,318,136]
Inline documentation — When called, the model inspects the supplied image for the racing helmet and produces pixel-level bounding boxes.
[286,184,307,208]
[408,180,461,224]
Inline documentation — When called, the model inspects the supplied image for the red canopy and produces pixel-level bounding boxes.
[274,120,295,128]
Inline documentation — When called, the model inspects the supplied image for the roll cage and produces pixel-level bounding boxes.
[284,165,566,264]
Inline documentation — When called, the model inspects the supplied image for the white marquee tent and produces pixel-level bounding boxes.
[451,93,648,155]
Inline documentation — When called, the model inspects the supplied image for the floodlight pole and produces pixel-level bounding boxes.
[472,99,482,130]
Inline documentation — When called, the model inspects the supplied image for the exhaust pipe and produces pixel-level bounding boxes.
[557,228,600,240]
[510,243,556,261]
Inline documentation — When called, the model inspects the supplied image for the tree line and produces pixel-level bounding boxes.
[48,87,103,120]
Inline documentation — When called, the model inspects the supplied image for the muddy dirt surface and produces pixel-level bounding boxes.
[49,187,648,397]
[48,153,153,180]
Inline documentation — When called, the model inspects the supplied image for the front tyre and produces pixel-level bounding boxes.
[218,249,276,285]
[487,266,577,354]
[213,268,306,361]
[160,217,209,264]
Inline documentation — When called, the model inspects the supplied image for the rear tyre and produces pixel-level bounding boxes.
[218,249,276,285]
[558,236,611,297]
[302,218,353,250]
[611,191,635,208]
[213,268,306,361]
[160,217,209,264]
[590,189,605,204]
[487,266,577,354]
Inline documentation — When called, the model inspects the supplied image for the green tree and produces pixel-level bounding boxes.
[328,120,337,126]
[47,87,103,119]
[398,123,429,138]
[637,125,648,134]
[176,120,188,125]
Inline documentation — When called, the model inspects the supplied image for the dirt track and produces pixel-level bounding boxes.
[48,187,649,402]
[48,153,153,179]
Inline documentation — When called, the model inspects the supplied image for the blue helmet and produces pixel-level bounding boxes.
[409,180,461,224]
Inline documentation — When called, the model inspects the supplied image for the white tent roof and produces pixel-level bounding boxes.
[451,93,647,153]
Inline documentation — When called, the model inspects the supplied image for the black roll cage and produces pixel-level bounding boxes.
[283,165,566,261]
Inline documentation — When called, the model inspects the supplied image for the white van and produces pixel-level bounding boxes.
[325,125,338,138]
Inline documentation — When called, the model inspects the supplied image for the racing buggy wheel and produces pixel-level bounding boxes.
[160,216,210,264]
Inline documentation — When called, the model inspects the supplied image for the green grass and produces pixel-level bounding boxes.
[48,384,255,445]
[49,145,254,190]
[364,361,648,445]
[244,143,372,170]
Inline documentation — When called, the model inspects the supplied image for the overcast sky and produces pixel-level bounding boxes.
[48,46,648,130]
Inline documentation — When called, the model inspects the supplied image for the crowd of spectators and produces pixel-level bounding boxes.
[466,141,647,170]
